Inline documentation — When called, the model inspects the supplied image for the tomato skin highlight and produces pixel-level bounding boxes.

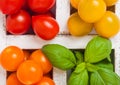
[32,15,59,40]
[6,10,31,35]
[28,0,55,13]
[0,0,24,14]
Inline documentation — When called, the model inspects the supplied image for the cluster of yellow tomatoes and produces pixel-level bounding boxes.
[0,46,55,85]
[68,0,120,38]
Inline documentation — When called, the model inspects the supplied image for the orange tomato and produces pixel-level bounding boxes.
[7,72,23,85]
[23,50,31,60]
[0,46,24,71]
[78,0,106,23]
[17,60,43,85]
[94,11,120,38]
[29,50,52,74]
[35,76,55,85]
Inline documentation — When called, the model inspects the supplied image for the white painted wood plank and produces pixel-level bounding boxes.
[53,67,67,85]
[112,0,120,76]
[0,12,7,85]
[6,35,94,49]
[56,0,70,34]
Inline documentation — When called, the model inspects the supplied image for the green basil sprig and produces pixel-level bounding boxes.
[41,36,120,85]
[85,36,112,63]
[68,63,88,85]
[42,44,76,70]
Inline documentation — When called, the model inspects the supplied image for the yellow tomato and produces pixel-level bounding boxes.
[104,0,118,6]
[70,0,80,9]
[67,12,93,36]
[78,0,106,23]
[94,11,120,38]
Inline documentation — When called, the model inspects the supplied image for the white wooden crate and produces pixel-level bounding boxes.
[0,0,120,85]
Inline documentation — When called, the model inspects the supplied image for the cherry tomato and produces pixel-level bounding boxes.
[104,0,118,6]
[35,76,55,85]
[94,11,120,38]
[6,10,31,35]
[70,0,80,9]
[17,60,43,85]
[67,12,93,36]
[28,0,55,13]
[32,15,59,40]
[7,72,23,85]
[78,0,106,23]
[0,0,24,14]
[0,46,24,71]
[30,50,52,74]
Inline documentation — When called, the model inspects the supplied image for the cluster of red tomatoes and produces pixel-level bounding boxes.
[0,46,55,85]
[0,0,59,40]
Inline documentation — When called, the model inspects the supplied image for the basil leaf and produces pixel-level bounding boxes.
[68,69,88,85]
[86,63,100,72]
[90,68,120,85]
[90,71,105,85]
[85,36,112,63]
[42,44,76,70]
[74,62,86,73]
[74,51,84,65]
[98,68,120,85]
[95,60,113,71]
[107,55,111,62]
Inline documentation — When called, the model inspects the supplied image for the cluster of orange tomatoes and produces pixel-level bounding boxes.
[68,0,120,38]
[0,46,55,85]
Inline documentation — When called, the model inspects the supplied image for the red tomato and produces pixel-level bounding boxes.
[30,50,53,74]
[28,0,55,13]
[6,10,31,35]
[32,15,59,40]
[0,0,24,14]
[35,76,55,85]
